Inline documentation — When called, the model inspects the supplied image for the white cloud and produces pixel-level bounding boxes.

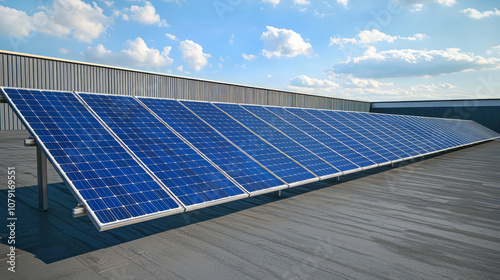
[0,5,40,38]
[242,53,256,61]
[165,33,178,41]
[460,8,500,19]
[103,1,114,7]
[263,0,280,7]
[408,83,457,92]
[85,37,173,68]
[337,0,349,7]
[287,74,465,101]
[313,9,333,18]
[59,48,71,55]
[486,45,500,56]
[0,0,112,43]
[163,0,187,6]
[260,26,314,58]
[230,34,235,44]
[294,0,310,5]
[331,46,500,78]
[290,75,339,89]
[39,0,112,43]
[397,0,456,11]
[177,65,183,72]
[179,39,211,71]
[329,29,428,47]
[122,1,168,27]
[358,29,397,44]
[343,77,394,89]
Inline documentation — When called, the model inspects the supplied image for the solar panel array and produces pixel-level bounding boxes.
[2,86,498,231]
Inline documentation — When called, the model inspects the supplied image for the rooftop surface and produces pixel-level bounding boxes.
[1,130,499,280]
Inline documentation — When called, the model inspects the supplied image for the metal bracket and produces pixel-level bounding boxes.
[25,135,48,211]
[72,203,87,218]
[0,93,6,103]
[274,190,282,197]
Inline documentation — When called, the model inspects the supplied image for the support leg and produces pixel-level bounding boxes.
[274,190,282,197]
[37,146,48,211]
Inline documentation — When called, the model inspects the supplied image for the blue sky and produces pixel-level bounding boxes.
[0,0,499,101]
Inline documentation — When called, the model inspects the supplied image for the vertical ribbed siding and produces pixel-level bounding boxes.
[0,52,370,130]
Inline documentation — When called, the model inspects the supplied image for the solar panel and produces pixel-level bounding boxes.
[3,86,498,232]
[214,103,340,179]
[466,120,499,140]
[321,110,413,160]
[342,111,425,157]
[2,88,183,231]
[305,109,401,162]
[179,100,318,186]
[284,108,389,166]
[137,97,287,195]
[241,104,359,174]
[367,113,434,155]
[397,115,460,151]
[441,119,493,144]
[264,106,374,171]
[372,114,448,152]
[429,118,473,146]
[78,93,248,209]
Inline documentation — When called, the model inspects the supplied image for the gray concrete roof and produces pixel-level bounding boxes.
[1,130,499,280]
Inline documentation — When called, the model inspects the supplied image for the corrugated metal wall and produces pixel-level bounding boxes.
[0,51,370,130]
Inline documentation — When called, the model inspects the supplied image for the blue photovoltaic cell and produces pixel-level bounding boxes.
[322,110,411,160]
[180,100,316,183]
[397,115,457,150]
[369,114,438,153]
[284,107,389,165]
[242,105,359,173]
[467,121,499,140]
[310,109,401,162]
[79,93,246,208]
[462,121,489,141]
[360,112,431,155]
[265,106,374,169]
[138,97,286,194]
[438,118,489,145]
[2,88,181,229]
[428,118,471,146]
[214,103,338,177]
